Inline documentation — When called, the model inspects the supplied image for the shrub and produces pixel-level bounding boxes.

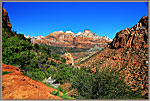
[50,87,70,99]
[70,69,94,99]
[42,82,55,89]
[57,86,67,94]
[70,68,141,99]
[51,91,59,97]
[61,93,69,99]
[2,71,13,75]
[52,64,83,84]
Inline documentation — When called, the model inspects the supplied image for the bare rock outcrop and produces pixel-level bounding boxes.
[2,8,12,29]
[78,47,148,96]
[108,16,148,49]
[2,63,62,99]
[31,30,112,49]
[62,52,74,66]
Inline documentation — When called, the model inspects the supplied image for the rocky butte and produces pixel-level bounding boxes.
[31,30,112,49]
[108,16,148,49]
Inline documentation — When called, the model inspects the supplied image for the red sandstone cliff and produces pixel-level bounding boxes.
[108,16,148,49]
[77,16,148,96]
[31,30,112,49]
[2,8,12,29]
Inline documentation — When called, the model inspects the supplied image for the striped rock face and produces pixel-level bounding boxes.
[108,16,148,49]
[31,30,112,49]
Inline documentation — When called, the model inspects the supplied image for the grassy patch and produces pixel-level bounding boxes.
[50,90,70,99]
[42,82,55,89]
[61,93,69,99]
[50,86,73,99]
[51,91,60,97]
[2,71,13,75]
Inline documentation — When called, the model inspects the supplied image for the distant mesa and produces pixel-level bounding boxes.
[30,29,112,49]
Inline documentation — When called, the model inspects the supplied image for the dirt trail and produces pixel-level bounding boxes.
[2,63,62,99]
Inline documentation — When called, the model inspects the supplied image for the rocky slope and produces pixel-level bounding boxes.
[77,47,148,96]
[31,30,112,49]
[2,63,63,99]
[77,16,148,96]
[108,16,148,49]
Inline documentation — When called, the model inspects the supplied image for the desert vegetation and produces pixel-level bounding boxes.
[2,27,145,99]
[2,7,148,99]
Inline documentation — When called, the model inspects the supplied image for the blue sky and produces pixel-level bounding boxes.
[3,2,148,39]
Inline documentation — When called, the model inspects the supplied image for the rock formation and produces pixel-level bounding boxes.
[2,8,18,37]
[2,63,62,99]
[62,52,74,66]
[78,47,148,96]
[31,30,112,49]
[2,8,12,29]
[78,16,148,96]
[108,16,148,49]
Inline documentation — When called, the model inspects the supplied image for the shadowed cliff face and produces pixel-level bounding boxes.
[2,8,12,29]
[2,8,18,37]
[108,16,148,49]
